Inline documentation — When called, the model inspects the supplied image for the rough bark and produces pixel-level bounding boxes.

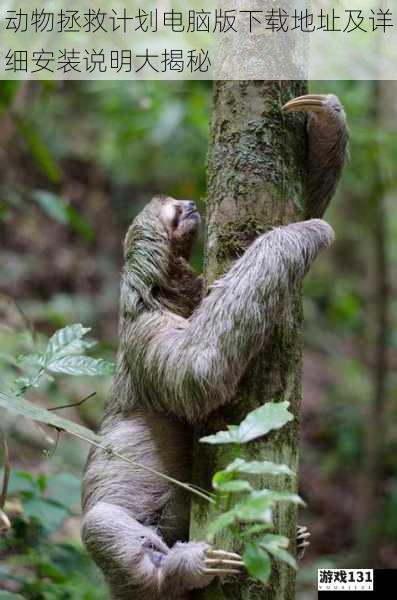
[190,80,308,600]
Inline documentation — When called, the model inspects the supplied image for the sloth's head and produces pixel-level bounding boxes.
[122,195,201,313]
[157,195,201,258]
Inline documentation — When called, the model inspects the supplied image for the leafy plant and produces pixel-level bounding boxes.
[201,401,300,584]
[0,323,300,591]
[15,323,114,393]
[0,469,107,599]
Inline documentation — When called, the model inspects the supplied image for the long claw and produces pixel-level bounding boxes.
[205,558,244,567]
[204,568,241,575]
[282,94,328,114]
[206,549,242,560]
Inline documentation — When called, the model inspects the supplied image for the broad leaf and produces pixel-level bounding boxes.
[241,524,272,538]
[243,543,271,583]
[248,489,304,506]
[200,402,293,444]
[225,458,294,477]
[234,493,274,523]
[215,480,253,493]
[47,355,114,376]
[23,497,69,533]
[207,509,238,538]
[260,534,297,570]
[212,469,236,489]
[45,324,91,360]
[46,473,81,509]
[0,390,99,443]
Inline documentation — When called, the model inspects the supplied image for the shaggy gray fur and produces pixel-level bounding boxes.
[81,97,347,600]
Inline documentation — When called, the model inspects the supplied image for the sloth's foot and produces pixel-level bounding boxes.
[282,93,343,117]
[203,548,245,576]
[297,525,311,559]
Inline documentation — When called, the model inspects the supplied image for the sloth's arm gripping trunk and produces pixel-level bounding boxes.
[129,219,333,424]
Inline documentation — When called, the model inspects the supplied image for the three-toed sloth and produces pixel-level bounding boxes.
[81,94,348,599]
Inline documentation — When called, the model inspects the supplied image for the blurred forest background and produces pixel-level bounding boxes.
[0,80,396,600]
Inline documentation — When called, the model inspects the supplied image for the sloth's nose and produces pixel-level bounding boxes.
[186,201,197,211]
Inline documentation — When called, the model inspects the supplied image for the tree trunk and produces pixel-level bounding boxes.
[190,80,308,600]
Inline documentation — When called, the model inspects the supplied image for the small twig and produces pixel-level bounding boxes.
[46,429,60,459]
[0,293,36,345]
[0,433,11,533]
[47,391,96,412]
[51,426,215,504]
[0,433,10,510]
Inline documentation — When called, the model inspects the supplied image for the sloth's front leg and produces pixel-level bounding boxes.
[282,93,348,219]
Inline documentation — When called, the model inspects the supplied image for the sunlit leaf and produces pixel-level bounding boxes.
[215,480,253,493]
[225,458,294,477]
[260,534,297,570]
[47,355,114,376]
[45,324,91,360]
[234,493,274,523]
[200,402,293,444]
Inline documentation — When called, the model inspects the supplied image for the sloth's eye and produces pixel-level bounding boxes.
[172,206,182,228]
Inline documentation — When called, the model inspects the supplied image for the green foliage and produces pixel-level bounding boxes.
[201,401,299,584]
[0,469,107,599]
[200,401,293,444]
[16,323,114,391]
[31,191,94,242]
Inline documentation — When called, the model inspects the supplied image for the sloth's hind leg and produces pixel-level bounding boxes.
[81,502,243,599]
[82,502,170,599]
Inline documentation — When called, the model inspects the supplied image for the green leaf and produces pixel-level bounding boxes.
[36,473,47,494]
[5,470,35,495]
[47,355,114,376]
[216,480,253,493]
[212,469,236,489]
[207,509,238,539]
[241,524,272,538]
[17,353,46,368]
[225,458,294,477]
[0,592,25,600]
[260,534,297,570]
[243,543,271,583]
[0,390,99,444]
[234,493,274,523]
[200,402,293,444]
[46,473,81,509]
[15,116,62,183]
[32,190,68,224]
[23,497,69,533]
[249,489,304,507]
[45,324,91,360]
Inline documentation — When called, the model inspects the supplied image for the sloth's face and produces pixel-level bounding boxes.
[159,196,201,258]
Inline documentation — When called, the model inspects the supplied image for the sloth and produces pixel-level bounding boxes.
[81,94,348,600]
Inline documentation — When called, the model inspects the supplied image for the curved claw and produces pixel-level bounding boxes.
[204,568,241,575]
[205,558,244,567]
[204,548,245,577]
[206,549,242,560]
[282,94,328,114]
[297,525,311,559]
